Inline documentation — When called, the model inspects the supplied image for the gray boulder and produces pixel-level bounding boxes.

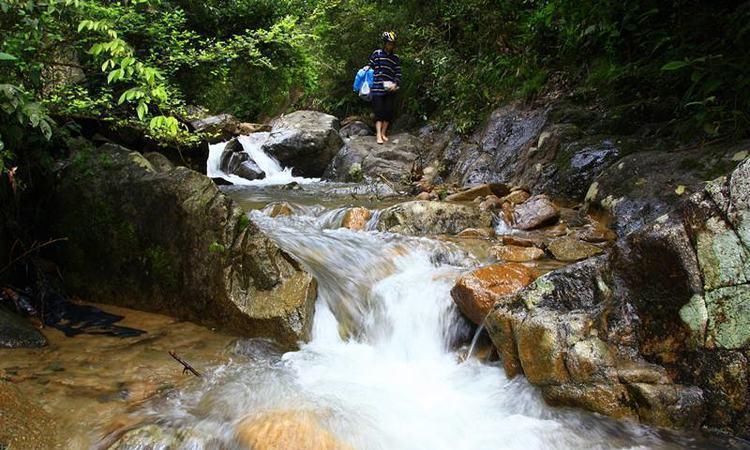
[324,134,424,182]
[262,110,342,177]
[339,120,373,138]
[0,307,47,348]
[51,144,316,348]
[376,201,492,236]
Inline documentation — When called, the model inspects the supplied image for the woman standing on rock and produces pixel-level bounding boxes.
[369,31,402,145]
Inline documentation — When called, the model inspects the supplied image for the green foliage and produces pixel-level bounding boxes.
[1,0,748,176]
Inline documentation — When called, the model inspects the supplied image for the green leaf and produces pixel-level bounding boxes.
[0,52,17,61]
[136,102,147,120]
[661,60,690,71]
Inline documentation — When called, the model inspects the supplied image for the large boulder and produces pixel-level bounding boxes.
[480,255,706,429]
[50,144,316,348]
[450,105,547,186]
[262,110,343,177]
[375,201,492,236]
[324,134,424,182]
[235,410,352,450]
[585,141,747,236]
[477,158,750,435]
[0,307,47,348]
[451,263,538,325]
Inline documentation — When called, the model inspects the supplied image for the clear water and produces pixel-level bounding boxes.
[115,201,715,450]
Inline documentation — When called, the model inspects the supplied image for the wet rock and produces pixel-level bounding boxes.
[479,195,503,211]
[143,152,175,173]
[501,190,530,205]
[457,228,494,239]
[616,361,670,385]
[236,122,270,135]
[548,237,604,262]
[267,202,294,218]
[512,195,560,230]
[376,201,492,236]
[491,245,545,262]
[341,207,371,231]
[0,307,47,348]
[626,383,705,429]
[339,120,373,139]
[189,113,240,141]
[542,383,636,419]
[236,160,265,181]
[324,134,424,183]
[674,351,748,432]
[565,337,617,383]
[235,410,352,450]
[0,380,58,449]
[450,263,538,325]
[585,142,745,236]
[515,311,572,385]
[108,424,211,449]
[451,105,547,186]
[613,215,705,357]
[262,110,343,177]
[501,235,545,249]
[573,223,616,243]
[446,183,509,202]
[545,139,620,200]
[51,144,317,348]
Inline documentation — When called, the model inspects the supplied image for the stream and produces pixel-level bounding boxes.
[0,138,730,449]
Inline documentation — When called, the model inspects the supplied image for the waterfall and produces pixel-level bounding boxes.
[207,133,320,186]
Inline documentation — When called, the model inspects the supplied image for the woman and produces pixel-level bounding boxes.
[369,31,402,144]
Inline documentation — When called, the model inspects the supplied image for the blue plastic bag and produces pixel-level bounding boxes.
[353,66,374,101]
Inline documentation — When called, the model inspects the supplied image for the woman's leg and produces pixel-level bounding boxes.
[382,94,395,141]
[375,121,384,144]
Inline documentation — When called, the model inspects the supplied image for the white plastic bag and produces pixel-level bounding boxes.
[359,80,372,101]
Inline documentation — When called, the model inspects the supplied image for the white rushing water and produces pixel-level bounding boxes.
[207,133,320,186]
[119,204,686,450]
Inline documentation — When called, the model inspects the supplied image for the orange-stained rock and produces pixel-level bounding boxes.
[267,202,294,217]
[450,263,538,325]
[341,207,371,231]
[415,191,432,201]
[479,195,503,211]
[235,410,352,450]
[501,235,545,248]
[502,190,531,205]
[491,245,545,262]
[457,227,495,239]
[446,183,509,202]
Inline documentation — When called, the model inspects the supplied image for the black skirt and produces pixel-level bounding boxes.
[372,94,396,122]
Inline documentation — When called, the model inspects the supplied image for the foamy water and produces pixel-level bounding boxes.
[207,133,320,186]
[115,208,685,449]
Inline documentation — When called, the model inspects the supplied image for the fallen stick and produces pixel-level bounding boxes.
[168,350,201,377]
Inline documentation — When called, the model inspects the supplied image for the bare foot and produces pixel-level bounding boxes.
[377,136,384,144]
[383,135,389,142]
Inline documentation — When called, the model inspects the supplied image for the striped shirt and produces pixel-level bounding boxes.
[368,49,401,96]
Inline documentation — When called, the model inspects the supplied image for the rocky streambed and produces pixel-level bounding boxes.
[2,106,750,448]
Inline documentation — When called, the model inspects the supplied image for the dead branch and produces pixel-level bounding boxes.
[0,237,69,275]
[168,351,201,377]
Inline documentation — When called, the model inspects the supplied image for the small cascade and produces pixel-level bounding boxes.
[111,191,684,450]
[207,133,320,186]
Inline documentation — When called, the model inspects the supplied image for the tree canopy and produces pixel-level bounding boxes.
[1,0,748,172]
